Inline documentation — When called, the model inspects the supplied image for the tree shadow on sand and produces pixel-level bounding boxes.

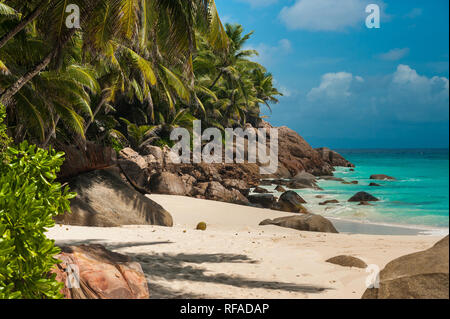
[128,251,331,299]
[54,239,332,298]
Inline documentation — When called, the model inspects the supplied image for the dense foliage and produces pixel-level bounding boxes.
[0,0,281,151]
[0,103,75,299]
[0,0,282,299]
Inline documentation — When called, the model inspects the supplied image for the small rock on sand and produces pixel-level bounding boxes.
[326,255,368,269]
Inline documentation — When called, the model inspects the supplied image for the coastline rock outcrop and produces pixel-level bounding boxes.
[370,174,396,181]
[150,172,187,196]
[291,171,320,189]
[326,255,367,269]
[348,192,379,202]
[162,161,258,204]
[315,147,355,168]
[64,123,353,207]
[248,194,277,209]
[362,236,449,299]
[118,148,150,192]
[55,168,173,227]
[58,142,116,179]
[52,244,149,299]
[273,125,334,177]
[204,181,249,205]
[259,215,338,233]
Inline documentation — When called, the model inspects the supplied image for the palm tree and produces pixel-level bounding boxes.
[193,24,282,129]
[0,27,99,144]
[195,23,258,90]
[0,0,228,106]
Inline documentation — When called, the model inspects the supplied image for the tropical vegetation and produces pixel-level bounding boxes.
[0,0,282,151]
[0,103,75,299]
[0,0,282,299]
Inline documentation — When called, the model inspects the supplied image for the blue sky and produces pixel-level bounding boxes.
[215,0,449,149]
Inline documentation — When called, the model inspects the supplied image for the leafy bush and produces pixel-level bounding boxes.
[0,105,11,152]
[0,104,75,299]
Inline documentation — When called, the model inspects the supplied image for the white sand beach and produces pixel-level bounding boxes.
[48,195,445,299]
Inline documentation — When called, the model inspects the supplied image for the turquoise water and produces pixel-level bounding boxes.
[315,149,449,228]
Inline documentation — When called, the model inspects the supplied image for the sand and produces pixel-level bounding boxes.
[48,195,445,299]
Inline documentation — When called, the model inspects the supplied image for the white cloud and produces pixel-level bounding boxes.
[307,72,363,100]
[388,65,449,121]
[377,48,410,61]
[238,0,278,8]
[279,0,379,31]
[304,65,449,123]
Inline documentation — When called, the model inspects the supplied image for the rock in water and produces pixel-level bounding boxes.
[319,176,345,182]
[326,255,367,268]
[358,201,373,206]
[259,215,338,233]
[253,186,271,194]
[150,172,187,196]
[319,199,339,205]
[276,191,308,213]
[291,171,319,188]
[55,168,173,227]
[370,174,396,180]
[369,182,381,187]
[348,192,379,202]
[362,236,449,299]
[52,244,149,299]
[275,185,286,193]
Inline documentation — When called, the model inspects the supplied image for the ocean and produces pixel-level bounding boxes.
[260,149,449,232]
[315,149,449,229]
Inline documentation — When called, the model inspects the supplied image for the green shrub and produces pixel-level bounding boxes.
[0,104,75,299]
[0,105,11,152]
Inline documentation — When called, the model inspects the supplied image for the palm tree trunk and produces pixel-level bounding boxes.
[0,50,53,105]
[84,92,110,134]
[0,2,46,50]
[43,115,60,148]
[209,70,223,89]
[0,29,76,106]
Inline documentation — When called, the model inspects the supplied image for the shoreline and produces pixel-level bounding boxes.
[249,186,449,236]
[328,217,448,236]
[146,194,448,237]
